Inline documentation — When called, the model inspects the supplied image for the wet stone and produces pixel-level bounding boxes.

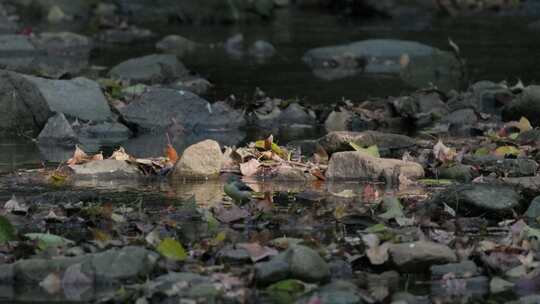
[388,241,457,272]
[430,260,479,279]
[525,196,540,221]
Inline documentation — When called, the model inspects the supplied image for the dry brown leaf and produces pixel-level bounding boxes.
[433,140,456,164]
[109,147,131,161]
[264,134,273,151]
[166,144,179,164]
[240,159,261,177]
[237,242,278,262]
[67,145,89,165]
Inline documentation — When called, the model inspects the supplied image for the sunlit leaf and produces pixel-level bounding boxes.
[349,142,380,158]
[25,233,74,249]
[240,158,261,177]
[433,140,456,164]
[474,147,490,156]
[505,117,533,133]
[494,145,520,157]
[156,238,187,261]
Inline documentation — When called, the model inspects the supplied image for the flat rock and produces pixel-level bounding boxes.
[389,241,457,272]
[434,184,520,216]
[318,131,416,156]
[326,151,424,181]
[108,54,188,84]
[70,159,141,179]
[119,87,245,132]
[23,75,112,122]
[0,246,157,284]
[173,139,223,180]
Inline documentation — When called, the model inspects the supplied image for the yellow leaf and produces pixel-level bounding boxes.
[156,238,187,261]
[349,142,380,158]
[494,146,521,157]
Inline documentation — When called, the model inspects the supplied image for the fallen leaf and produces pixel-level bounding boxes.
[40,273,61,294]
[156,238,188,261]
[433,140,456,164]
[349,142,380,158]
[362,184,380,203]
[109,147,131,161]
[237,242,278,262]
[264,134,274,151]
[213,203,250,223]
[240,159,261,177]
[3,194,28,215]
[25,233,74,250]
[361,234,390,265]
[505,117,533,133]
[494,145,521,157]
[67,145,89,165]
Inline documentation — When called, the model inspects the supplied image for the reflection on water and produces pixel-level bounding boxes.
[0,138,42,174]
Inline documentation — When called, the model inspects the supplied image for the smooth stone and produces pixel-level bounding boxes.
[173,139,223,180]
[389,241,457,272]
[70,160,141,179]
[108,54,188,84]
[326,151,424,181]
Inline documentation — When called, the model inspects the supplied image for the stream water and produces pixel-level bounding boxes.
[0,8,539,302]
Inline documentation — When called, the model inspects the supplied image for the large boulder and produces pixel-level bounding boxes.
[326,151,424,181]
[0,70,51,135]
[173,139,223,180]
[119,87,245,132]
[108,54,189,84]
[303,39,462,91]
[22,74,112,122]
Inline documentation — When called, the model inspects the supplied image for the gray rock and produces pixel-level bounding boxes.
[490,276,514,294]
[156,35,199,57]
[303,39,461,90]
[78,122,132,142]
[0,5,17,34]
[430,260,479,279]
[389,241,457,272]
[29,32,92,78]
[146,272,217,299]
[23,75,112,122]
[437,164,474,182]
[70,159,141,179]
[119,88,245,132]
[248,40,276,58]
[434,184,520,216]
[98,26,155,44]
[37,113,78,147]
[431,276,488,298]
[270,165,315,181]
[108,54,189,84]
[288,245,330,283]
[0,246,156,284]
[325,110,352,132]
[503,85,540,125]
[170,77,213,95]
[318,131,416,156]
[224,33,244,57]
[0,33,92,78]
[462,155,538,177]
[255,245,330,285]
[517,129,540,145]
[295,280,363,304]
[525,196,540,221]
[218,247,251,263]
[326,151,424,181]
[89,246,158,282]
[255,259,290,285]
[0,70,51,135]
[173,139,223,180]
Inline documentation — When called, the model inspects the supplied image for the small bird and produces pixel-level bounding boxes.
[224,175,253,204]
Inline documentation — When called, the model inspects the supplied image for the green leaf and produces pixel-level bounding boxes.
[156,238,188,261]
[365,223,388,233]
[418,179,455,186]
[378,196,404,220]
[349,142,380,158]
[474,147,490,156]
[255,140,284,157]
[0,216,16,244]
[25,233,74,249]
[267,279,308,304]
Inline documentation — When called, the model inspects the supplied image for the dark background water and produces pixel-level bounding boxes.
[96,9,540,102]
